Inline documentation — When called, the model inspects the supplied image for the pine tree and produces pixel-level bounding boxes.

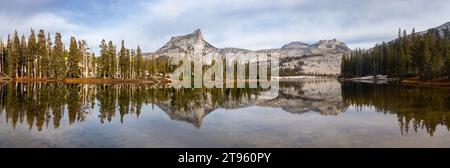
[403,29,412,73]
[125,48,131,79]
[7,31,20,78]
[13,31,21,78]
[52,32,65,79]
[136,46,143,79]
[341,28,450,79]
[0,39,4,75]
[149,54,156,78]
[444,39,450,77]
[27,29,37,77]
[397,29,406,74]
[90,53,97,77]
[63,48,69,76]
[99,39,109,78]
[47,32,53,78]
[428,31,442,78]
[130,49,136,79]
[5,35,11,77]
[411,28,423,75]
[37,30,48,78]
[19,35,27,77]
[78,40,89,78]
[108,41,116,78]
[341,53,347,77]
[119,40,128,79]
[421,34,432,79]
[68,36,81,78]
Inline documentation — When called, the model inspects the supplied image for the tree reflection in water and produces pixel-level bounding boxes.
[0,80,449,137]
[342,82,450,136]
[0,82,267,130]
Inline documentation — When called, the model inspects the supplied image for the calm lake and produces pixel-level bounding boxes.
[0,79,450,147]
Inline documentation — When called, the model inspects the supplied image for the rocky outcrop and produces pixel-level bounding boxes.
[309,39,350,53]
[149,29,351,76]
[156,29,218,57]
[419,21,450,37]
[260,39,349,76]
[281,41,309,49]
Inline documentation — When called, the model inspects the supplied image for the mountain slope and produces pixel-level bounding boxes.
[419,21,450,37]
[153,29,351,76]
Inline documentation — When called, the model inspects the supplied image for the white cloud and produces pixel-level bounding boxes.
[1,0,450,52]
[0,12,82,44]
[27,13,81,32]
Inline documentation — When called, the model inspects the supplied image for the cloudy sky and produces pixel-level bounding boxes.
[0,0,449,53]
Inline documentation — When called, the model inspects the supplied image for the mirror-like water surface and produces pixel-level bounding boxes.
[1,79,450,147]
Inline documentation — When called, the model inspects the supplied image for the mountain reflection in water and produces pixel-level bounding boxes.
[0,80,346,129]
[0,79,450,147]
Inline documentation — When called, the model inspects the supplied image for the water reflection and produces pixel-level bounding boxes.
[0,79,449,138]
[0,80,345,129]
[342,82,450,136]
[0,82,270,129]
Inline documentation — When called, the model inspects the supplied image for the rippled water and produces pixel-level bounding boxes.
[0,79,450,147]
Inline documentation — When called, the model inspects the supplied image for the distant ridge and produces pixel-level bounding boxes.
[144,29,351,76]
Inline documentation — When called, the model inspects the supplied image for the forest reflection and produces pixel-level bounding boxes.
[1,81,450,137]
[0,82,267,130]
[342,82,450,136]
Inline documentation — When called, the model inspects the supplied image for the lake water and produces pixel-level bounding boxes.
[0,79,450,147]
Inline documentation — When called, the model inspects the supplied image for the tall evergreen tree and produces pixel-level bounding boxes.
[52,32,65,79]
[47,32,53,77]
[421,34,432,79]
[27,29,37,77]
[90,53,97,77]
[444,39,450,77]
[125,48,131,79]
[78,40,89,78]
[0,39,4,75]
[5,35,11,77]
[67,36,81,78]
[119,40,128,79]
[403,29,412,73]
[99,39,109,78]
[397,28,406,74]
[136,46,143,79]
[342,28,450,80]
[130,49,136,79]
[19,35,27,77]
[37,30,48,78]
[107,41,116,78]
[7,31,20,78]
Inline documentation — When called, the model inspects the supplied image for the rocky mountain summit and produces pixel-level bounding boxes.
[309,39,349,53]
[431,21,450,32]
[151,29,351,76]
[156,29,218,56]
[419,21,450,37]
[281,41,309,49]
